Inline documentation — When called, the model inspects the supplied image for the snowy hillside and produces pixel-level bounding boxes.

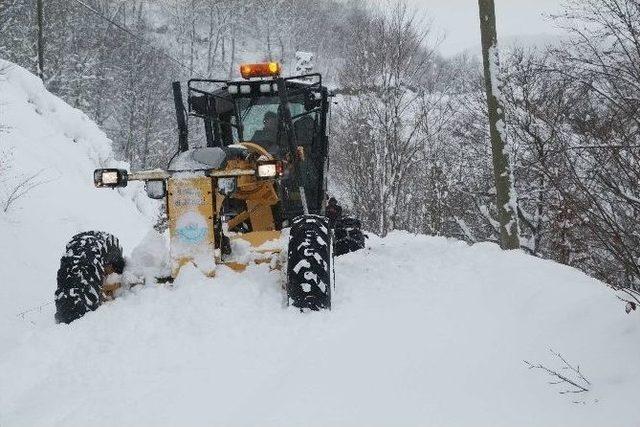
[1,62,639,427]
[0,60,156,340]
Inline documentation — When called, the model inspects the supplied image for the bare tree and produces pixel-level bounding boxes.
[542,0,640,290]
[1,170,47,213]
[37,0,45,81]
[500,49,575,257]
[332,1,436,236]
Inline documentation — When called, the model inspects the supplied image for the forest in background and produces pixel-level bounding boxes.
[1,0,639,294]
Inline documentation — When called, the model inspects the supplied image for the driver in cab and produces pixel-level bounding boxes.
[252,111,281,157]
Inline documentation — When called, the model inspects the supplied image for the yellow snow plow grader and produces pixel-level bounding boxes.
[54,62,365,324]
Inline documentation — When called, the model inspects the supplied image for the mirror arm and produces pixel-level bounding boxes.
[128,169,171,181]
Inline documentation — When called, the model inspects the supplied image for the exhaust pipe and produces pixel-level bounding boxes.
[172,81,189,152]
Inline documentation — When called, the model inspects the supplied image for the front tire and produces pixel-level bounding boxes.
[54,231,124,324]
[287,215,333,310]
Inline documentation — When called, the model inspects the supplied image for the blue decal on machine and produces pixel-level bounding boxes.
[177,224,207,244]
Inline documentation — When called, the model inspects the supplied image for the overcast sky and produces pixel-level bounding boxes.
[404,0,565,55]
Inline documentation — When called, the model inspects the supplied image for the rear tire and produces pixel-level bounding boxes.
[54,231,124,324]
[334,217,366,256]
[287,215,333,310]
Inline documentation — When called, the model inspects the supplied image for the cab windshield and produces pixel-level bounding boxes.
[233,95,315,158]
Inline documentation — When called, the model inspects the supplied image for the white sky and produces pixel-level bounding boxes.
[405,0,565,55]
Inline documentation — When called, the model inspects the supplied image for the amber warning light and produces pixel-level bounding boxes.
[240,62,281,79]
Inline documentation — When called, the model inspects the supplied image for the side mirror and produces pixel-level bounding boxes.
[145,180,166,200]
[94,169,128,188]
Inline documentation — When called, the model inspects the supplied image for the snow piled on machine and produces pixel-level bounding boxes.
[0,60,156,332]
[1,61,639,427]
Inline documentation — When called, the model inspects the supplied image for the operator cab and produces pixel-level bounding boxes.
[173,62,330,223]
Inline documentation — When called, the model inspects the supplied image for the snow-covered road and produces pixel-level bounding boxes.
[2,233,639,427]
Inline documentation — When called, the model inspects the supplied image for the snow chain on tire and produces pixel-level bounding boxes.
[287,215,333,310]
[54,231,124,324]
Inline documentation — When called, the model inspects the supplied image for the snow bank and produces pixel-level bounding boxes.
[0,60,156,331]
[1,231,638,427]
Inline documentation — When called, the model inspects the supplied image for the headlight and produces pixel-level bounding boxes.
[102,171,119,185]
[259,83,272,93]
[257,163,278,178]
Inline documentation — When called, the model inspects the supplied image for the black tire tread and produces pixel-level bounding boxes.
[287,215,333,310]
[54,231,124,324]
[333,216,366,256]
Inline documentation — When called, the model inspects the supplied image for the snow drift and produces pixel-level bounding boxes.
[1,61,639,427]
[0,60,155,339]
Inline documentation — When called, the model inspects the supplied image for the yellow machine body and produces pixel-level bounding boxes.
[165,151,282,278]
[167,175,217,276]
[84,69,339,316]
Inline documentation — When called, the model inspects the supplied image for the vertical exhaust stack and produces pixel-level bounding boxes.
[172,81,189,152]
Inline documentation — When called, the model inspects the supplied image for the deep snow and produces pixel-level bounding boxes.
[2,234,639,427]
[1,61,639,427]
[0,60,156,314]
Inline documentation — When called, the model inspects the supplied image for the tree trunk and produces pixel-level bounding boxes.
[36,0,44,81]
[228,33,236,79]
[478,0,520,249]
